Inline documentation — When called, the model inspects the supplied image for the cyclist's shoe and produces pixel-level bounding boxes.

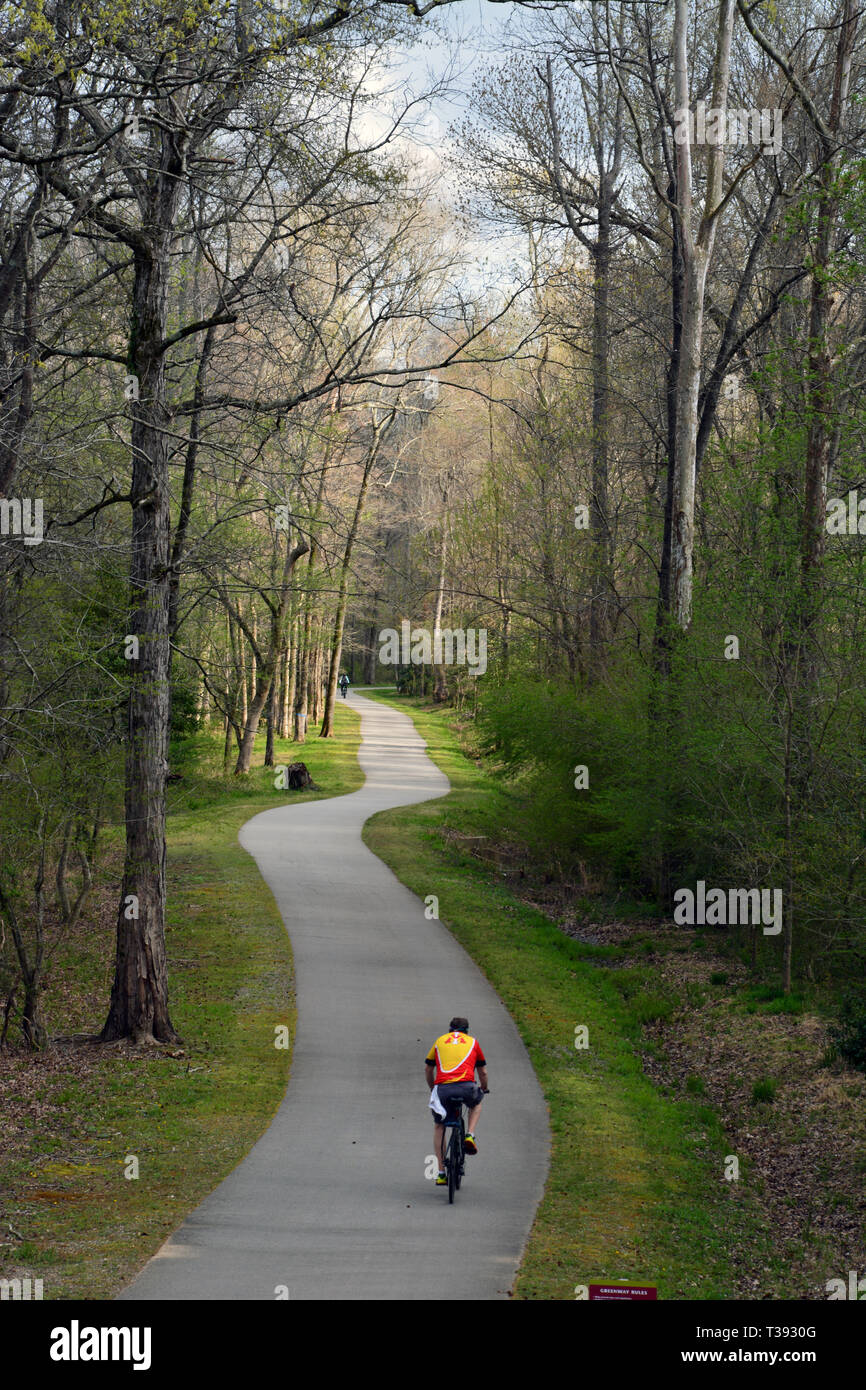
[435,1171,447,1185]
[464,1133,478,1155]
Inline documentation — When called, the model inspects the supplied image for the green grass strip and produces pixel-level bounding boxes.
[361,692,772,1301]
[2,705,361,1299]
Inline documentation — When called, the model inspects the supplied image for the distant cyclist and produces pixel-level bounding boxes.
[338,672,350,698]
[425,1016,488,1186]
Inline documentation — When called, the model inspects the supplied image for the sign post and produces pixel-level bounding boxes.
[588,1284,657,1301]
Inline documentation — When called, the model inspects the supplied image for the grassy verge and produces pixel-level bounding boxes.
[361,691,773,1300]
[0,705,361,1299]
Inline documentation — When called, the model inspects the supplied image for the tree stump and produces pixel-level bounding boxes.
[287,761,316,790]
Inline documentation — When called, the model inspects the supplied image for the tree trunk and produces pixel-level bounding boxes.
[431,516,448,703]
[235,541,308,774]
[294,458,329,742]
[102,229,181,1045]
[284,624,297,737]
[168,324,215,642]
[238,603,248,727]
[0,871,46,1050]
[652,176,683,679]
[798,0,857,657]
[588,177,612,667]
[250,609,257,718]
[363,591,379,684]
[235,671,272,772]
[310,627,323,724]
[667,0,736,634]
[321,425,389,735]
[264,680,276,766]
[670,248,707,630]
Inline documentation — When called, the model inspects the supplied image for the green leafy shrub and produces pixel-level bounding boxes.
[751,1078,777,1104]
[632,994,674,1025]
[829,992,866,1074]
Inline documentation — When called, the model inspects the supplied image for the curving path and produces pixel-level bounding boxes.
[120,691,549,1301]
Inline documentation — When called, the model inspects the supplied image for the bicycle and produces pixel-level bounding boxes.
[442,1098,466,1204]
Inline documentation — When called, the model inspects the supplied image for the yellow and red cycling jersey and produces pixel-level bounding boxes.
[425,1031,486,1085]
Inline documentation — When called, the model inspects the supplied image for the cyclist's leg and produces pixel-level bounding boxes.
[463,1083,482,1152]
[433,1121,445,1170]
[432,1086,452,1174]
[460,1081,481,1134]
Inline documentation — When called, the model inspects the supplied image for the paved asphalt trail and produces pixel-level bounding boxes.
[121,690,549,1301]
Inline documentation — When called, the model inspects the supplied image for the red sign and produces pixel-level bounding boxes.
[588,1284,657,1301]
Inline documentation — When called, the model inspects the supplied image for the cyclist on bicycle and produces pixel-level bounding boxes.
[425,1016,488,1186]
[338,672,350,698]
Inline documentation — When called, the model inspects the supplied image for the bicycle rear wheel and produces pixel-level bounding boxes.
[455,1117,464,1190]
[446,1126,458,1203]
